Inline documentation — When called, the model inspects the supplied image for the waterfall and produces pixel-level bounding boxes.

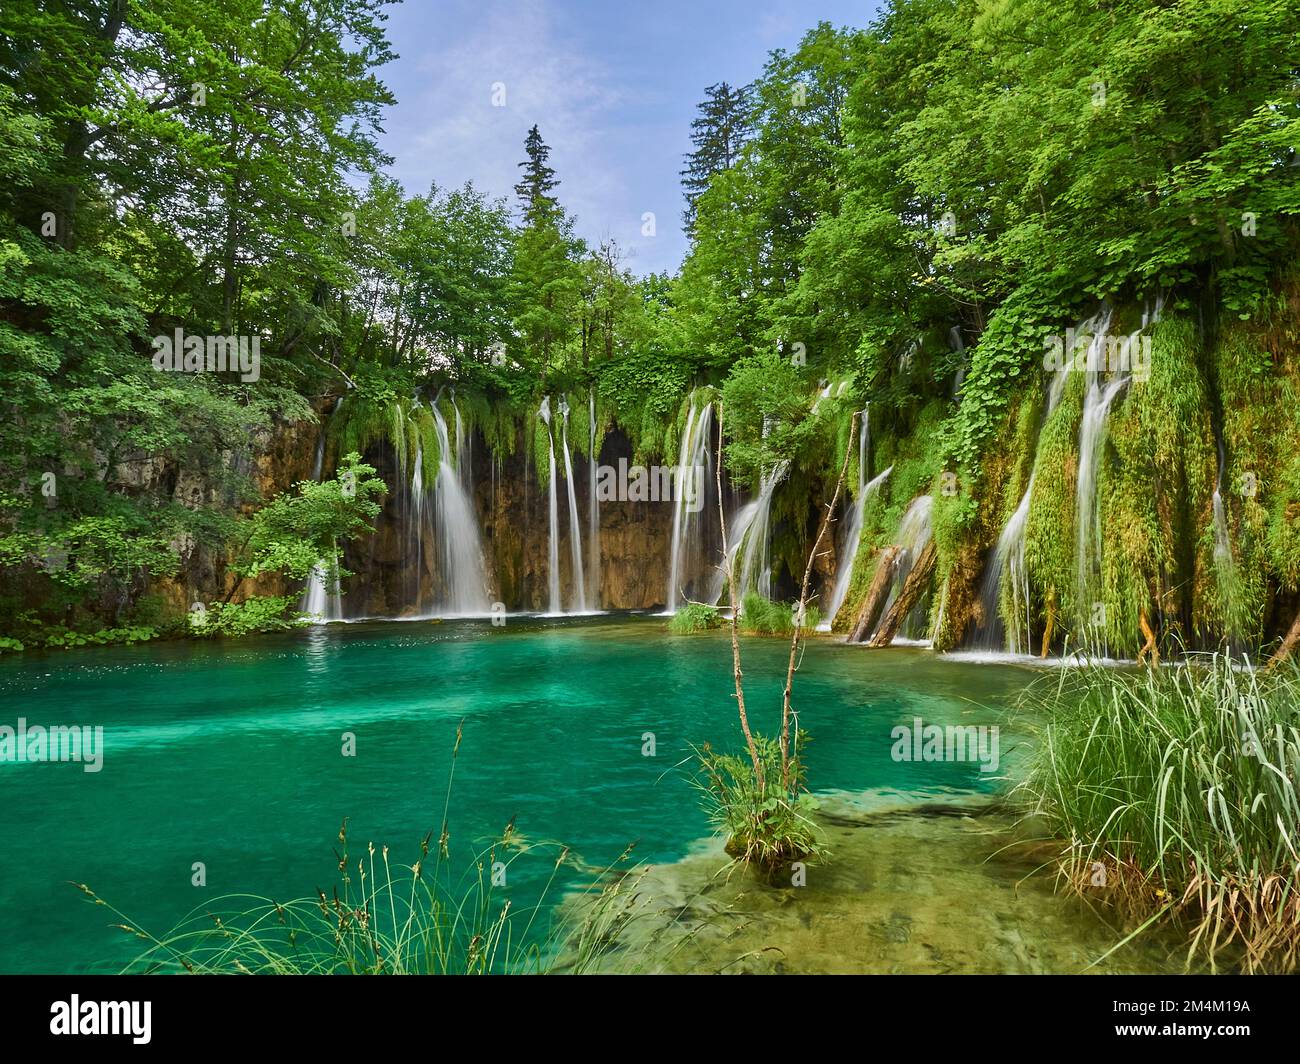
[559,398,587,612]
[712,460,789,605]
[408,432,429,611]
[300,398,344,622]
[869,495,935,643]
[587,388,599,606]
[1212,443,1242,647]
[1074,355,1128,646]
[666,397,714,612]
[975,476,1034,653]
[538,397,562,615]
[428,399,491,615]
[974,304,1113,652]
[824,463,892,627]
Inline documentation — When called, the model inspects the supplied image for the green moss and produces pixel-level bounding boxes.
[530,409,552,489]
[1023,370,1084,633]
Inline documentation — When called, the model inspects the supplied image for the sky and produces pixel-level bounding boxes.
[375,0,884,276]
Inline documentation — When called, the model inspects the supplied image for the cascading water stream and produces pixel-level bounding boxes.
[666,397,714,612]
[1074,372,1128,649]
[712,460,790,605]
[428,399,491,615]
[822,406,891,627]
[301,397,344,622]
[587,388,599,606]
[976,303,1116,651]
[538,397,562,615]
[1212,441,1242,648]
[975,477,1034,653]
[559,398,587,612]
[870,494,935,642]
[823,465,892,629]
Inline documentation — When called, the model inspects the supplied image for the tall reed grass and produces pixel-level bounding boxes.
[1018,655,1300,972]
[80,722,653,974]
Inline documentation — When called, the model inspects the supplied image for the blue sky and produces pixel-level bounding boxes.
[375,0,884,275]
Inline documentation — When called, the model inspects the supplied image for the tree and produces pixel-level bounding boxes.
[509,126,582,381]
[514,123,559,223]
[680,82,751,230]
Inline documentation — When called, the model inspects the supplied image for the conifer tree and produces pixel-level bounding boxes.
[680,82,751,230]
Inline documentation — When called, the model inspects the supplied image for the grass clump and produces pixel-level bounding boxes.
[739,592,821,635]
[1018,655,1300,972]
[668,602,721,634]
[694,734,825,880]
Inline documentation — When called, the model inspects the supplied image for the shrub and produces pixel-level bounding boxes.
[738,592,821,635]
[693,734,826,877]
[668,603,721,634]
[201,595,301,637]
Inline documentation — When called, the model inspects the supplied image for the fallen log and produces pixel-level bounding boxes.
[847,546,901,643]
[867,541,937,648]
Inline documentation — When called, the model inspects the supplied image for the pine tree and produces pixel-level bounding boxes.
[680,82,752,230]
[510,124,581,379]
[514,124,559,223]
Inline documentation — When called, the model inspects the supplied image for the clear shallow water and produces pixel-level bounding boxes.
[0,617,1038,973]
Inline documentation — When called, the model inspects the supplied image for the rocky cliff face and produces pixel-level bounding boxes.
[141,410,322,616]
[337,423,680,616]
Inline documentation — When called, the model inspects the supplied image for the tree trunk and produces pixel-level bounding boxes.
[714,404,762,787]
[780,412,857,790]
[848,546,900,643]
[867,541,936,648]
[1267,608,1300,669]
[1137,608,1159,666]
[1040,589,1057,658]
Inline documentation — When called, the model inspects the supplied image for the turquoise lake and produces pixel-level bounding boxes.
[0,616,1039,973]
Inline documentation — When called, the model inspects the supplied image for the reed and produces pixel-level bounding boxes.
[80,722,650,975]
[1018,654,1300,972]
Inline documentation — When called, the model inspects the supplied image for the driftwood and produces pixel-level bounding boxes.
[1040,588,1057,658]
[848,546,901,643]
[867,541,937,648]
[1137,608,1159,666]
[1267,608,1300,669]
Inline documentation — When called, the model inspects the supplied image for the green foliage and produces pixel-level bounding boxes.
[232,454,385,585]
[694,734,825,874]
[739,593,821,636]
[667,603,722,634]
[720,352,820,479]
[39,625,158,649]
[202,596,302,638]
